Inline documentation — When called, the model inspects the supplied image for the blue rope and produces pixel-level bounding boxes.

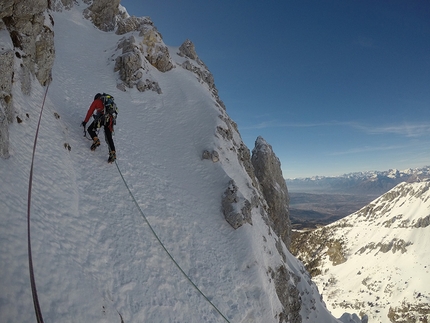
[114,161,231,323]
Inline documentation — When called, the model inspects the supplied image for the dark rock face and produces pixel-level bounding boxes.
[0,0,55,158]
[252,136,291,249]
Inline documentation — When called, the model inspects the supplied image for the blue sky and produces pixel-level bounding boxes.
[120,0,430,178]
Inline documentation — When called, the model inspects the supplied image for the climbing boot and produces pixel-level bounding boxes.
[90,137,100,151]
[108,151,116,163]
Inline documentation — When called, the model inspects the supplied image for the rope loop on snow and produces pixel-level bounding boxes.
[27,83,50,323]
[114,161,232,323]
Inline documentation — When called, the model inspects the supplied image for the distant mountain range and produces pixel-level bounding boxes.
[287,166,430,196]
[291,181,430,323]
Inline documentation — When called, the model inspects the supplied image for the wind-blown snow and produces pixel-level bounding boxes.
[0,2,354,322]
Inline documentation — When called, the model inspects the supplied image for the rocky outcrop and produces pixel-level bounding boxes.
[116,12,174,72]
[388,302,430,323]
[114,35,146,90]
[114,34,163,93]
[269,266,302,323]
[252,136,291,249]
[202,149,219,162]
[0,0,55,158]
[214,119,291,243]
[222,180,252,229]
[83,0,121,32]
[114,15,174,92]
[414,214,430,228]
[179,39,198,60]
[142,28,173,73]
[49,1,173,91]
[116,15,147,35]
[215,114,265,231]
[356,238,413,255]
[1,0,54,88]
[0,44,14,158]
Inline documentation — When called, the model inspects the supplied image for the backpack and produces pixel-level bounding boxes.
[100,93,118,117]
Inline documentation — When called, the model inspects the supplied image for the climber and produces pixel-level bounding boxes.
[81,93,118,163]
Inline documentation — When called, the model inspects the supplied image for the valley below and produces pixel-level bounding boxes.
[289,192,378,229]
[287,167,430,229]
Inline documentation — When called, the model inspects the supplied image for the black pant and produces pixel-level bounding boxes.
[88,119,116,152]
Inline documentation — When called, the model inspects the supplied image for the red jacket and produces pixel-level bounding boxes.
[84,99,104,123]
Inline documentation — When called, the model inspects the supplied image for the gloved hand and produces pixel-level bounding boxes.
[81,121,87,127]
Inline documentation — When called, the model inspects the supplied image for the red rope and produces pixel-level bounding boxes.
[27,83,50,323]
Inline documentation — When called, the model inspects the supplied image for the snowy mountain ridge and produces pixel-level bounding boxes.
[292,181,430,322]
[0,1,364,322]
[287,166,430,196]
[288,166,430,181]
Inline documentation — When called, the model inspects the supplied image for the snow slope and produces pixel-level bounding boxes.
[297,182,430,322]
[0,2,356,322]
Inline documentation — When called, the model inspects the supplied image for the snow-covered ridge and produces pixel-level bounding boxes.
[292,181,430,322]
[287,166,430,196]
[0,1,363,322]
[288,166,430,182]
[347,182,430,228]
